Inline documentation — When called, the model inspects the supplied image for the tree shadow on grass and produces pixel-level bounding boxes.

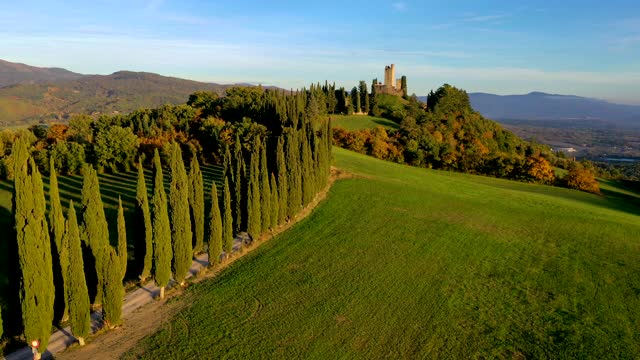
[373,118,399,129]
[599,180,640,217]
[0,204,26,354]
[474,176,640,218]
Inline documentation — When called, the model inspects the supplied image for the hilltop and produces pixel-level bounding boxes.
[418,92,640,127]
[0,59,84,87]
[0,69,230,127]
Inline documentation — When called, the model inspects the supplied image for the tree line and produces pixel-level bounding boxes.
[333,84,600,194]
[0,85,332,358]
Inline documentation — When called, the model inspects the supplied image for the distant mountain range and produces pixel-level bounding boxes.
[0,59,235,127]
[0,59,84,87]
[420,92,640,127]
[4,58,639,129]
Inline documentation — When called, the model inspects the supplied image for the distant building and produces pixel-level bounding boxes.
[374,64,405,96]
[553,147,577,153]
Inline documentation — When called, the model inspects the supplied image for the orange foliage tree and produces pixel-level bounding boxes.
[563,167,601,194]
[525,156,556,184]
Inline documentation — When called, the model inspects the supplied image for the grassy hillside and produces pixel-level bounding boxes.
[0,71,229,127]
[330,114,399,131]
[375,93,410,122]
[125,148,640,359]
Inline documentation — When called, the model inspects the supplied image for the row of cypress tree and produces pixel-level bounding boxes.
[6,102,331,358]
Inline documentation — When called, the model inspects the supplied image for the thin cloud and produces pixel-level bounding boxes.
[608,17,640,50]
[620,35,640,44]
[431,23,454,30]
[143,0,164,12]
[464,14,510,23]
[161,14,210,25]
[392,2,407,12]
[406,64,640,85]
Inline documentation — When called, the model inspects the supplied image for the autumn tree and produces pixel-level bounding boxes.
[563,166,601,194]
[65,202,91,346]
[525,156,556,184]
[169,143,192,285]
[152,149,172,299]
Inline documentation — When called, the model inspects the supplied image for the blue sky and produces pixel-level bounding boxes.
[1,0,640,104]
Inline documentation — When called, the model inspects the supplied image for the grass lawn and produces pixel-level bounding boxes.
[330,114,399,131]
[125,148,640,359]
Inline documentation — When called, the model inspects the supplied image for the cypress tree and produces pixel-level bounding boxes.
[370,79,378,116]
[136,162,153,282]
[246,143,262,240]
[301,129,314,206]
[223,144,232,179]
[80,165,109,305]
[102,198,127,327]
[49,157,69,322]
[151,149,171,299]
[207,181,223,267]
[351,87,360,114]
[232,136,244,233]
[359,80,369,114]
[260,142,271,232]
[221,176,234,255]
[65,201,90,346]
[189,157,205,255]
[270,173,279,230]
[117,197,128,276]
[401,75,408,97]
[169,143,192,285]
[102,246,124,327]
[276,137,288,224]
[13,138,55,356]
[286,131,302,217]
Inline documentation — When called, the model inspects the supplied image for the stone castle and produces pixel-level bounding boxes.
[373,64,405,96]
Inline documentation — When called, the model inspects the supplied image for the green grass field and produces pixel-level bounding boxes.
[330,114,399,131]
[124,148,640,359]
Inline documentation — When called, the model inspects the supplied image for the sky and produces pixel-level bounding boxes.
[1,0,640,104]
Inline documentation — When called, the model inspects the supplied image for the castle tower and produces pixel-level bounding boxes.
[396,79,401,89]
[390,64,396,88]
[384,65,391,87]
